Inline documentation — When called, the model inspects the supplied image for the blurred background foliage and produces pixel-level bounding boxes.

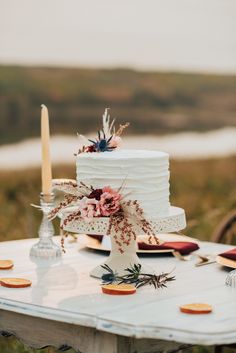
[0,157,236,243]
[0,65,236,144]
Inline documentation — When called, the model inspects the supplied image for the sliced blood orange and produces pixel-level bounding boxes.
[102,284,136,295]
[0,278,32,288]
[180,303,212,314]
[0,260,14,270]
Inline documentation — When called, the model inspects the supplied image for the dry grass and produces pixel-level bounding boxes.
[171,157,236,241]
[0,157,235,242]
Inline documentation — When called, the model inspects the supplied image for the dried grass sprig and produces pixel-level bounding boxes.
[107,200,159,253]
[61,209,82,229]
[49,194,80,220]
[116,122,130,136]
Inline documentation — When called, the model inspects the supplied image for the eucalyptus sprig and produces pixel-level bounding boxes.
[101,264,175,290]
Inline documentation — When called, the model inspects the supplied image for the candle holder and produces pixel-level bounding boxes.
[30,192,62,259]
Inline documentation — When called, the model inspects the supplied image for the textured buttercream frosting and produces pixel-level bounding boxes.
[76,149,170,219]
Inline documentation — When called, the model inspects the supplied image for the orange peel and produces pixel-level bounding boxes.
[102,284,136,295]
[0,260,14,270]
[180,303,212,314]
[0,278,32,288]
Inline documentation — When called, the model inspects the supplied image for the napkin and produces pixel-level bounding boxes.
[138,241,199,255]
[219,248,236,261]
[88,234,199,255]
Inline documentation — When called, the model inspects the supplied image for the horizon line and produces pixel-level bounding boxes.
[0,61,236,77]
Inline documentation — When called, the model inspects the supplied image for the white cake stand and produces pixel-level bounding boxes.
[60,206,186,278]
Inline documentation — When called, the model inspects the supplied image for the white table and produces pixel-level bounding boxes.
[0,236,235,353]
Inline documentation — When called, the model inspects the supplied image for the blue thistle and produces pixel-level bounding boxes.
[88,131,114,152]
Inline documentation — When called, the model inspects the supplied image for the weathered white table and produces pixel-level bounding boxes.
[0,236,235,353]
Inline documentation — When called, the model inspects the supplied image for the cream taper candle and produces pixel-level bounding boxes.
[41,104,52,195]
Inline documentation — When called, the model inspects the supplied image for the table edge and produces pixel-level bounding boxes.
[0,297,235,345]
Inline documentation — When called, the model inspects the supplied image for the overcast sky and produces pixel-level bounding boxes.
[1,0,236,73]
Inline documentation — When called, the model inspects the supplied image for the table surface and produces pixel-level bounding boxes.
[0,236,235,346]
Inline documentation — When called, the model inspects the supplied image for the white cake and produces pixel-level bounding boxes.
[76,149,170,219]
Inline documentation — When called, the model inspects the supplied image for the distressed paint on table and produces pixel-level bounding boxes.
[0,309,191,353]
[0,236,235,352]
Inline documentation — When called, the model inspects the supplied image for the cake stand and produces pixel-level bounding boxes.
[60,206,186,278]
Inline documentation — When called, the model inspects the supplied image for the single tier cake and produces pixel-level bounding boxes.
[76,149,170,219]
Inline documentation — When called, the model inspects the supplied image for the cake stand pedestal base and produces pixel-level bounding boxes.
[89,234,154,278]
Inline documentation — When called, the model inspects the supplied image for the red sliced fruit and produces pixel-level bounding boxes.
[180,303,212,314]
[0,278,32,288]
[0,260,14,270]
[102,284,136,295]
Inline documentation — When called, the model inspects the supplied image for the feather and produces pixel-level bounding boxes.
[102,108,115,137]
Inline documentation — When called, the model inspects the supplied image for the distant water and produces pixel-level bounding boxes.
[0,127,236,170]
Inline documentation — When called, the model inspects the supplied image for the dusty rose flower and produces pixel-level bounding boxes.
[78,197,101,221]
[100,187,122,216]
[102,186,119,194]
[109,135,122,149]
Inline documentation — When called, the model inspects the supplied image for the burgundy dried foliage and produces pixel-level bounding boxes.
[107,200,159,253]
[88,188,103,200]
[49,194,80,220]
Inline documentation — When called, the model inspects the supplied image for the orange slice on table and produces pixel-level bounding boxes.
[0,278,32,288]
[180,303,212,314]
[102,284,136,295]
[0,260,14,270]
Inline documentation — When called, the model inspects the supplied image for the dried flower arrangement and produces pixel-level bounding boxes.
[101,264,175,290]
[50,180,159,253]
[76,108,129,154]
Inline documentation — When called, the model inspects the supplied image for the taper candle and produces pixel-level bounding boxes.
[41,104,52,195]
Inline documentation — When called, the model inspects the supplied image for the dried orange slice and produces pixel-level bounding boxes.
[0,278,32,288]
[180,303,212,314]
[102,284,136,295]
[0,260,14,270]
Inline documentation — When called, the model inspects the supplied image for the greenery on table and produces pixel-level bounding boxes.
[101,263,175,289]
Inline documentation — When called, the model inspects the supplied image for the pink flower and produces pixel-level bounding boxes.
[109,135,122,149]
[78,197,101,222]
[100,187,122,216]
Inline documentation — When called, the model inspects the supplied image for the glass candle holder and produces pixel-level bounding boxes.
[30,192,61,259]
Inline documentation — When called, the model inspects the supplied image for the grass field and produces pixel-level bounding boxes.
[0,157,235,243]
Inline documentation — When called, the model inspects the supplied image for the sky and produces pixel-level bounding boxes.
[0,0,236,73]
